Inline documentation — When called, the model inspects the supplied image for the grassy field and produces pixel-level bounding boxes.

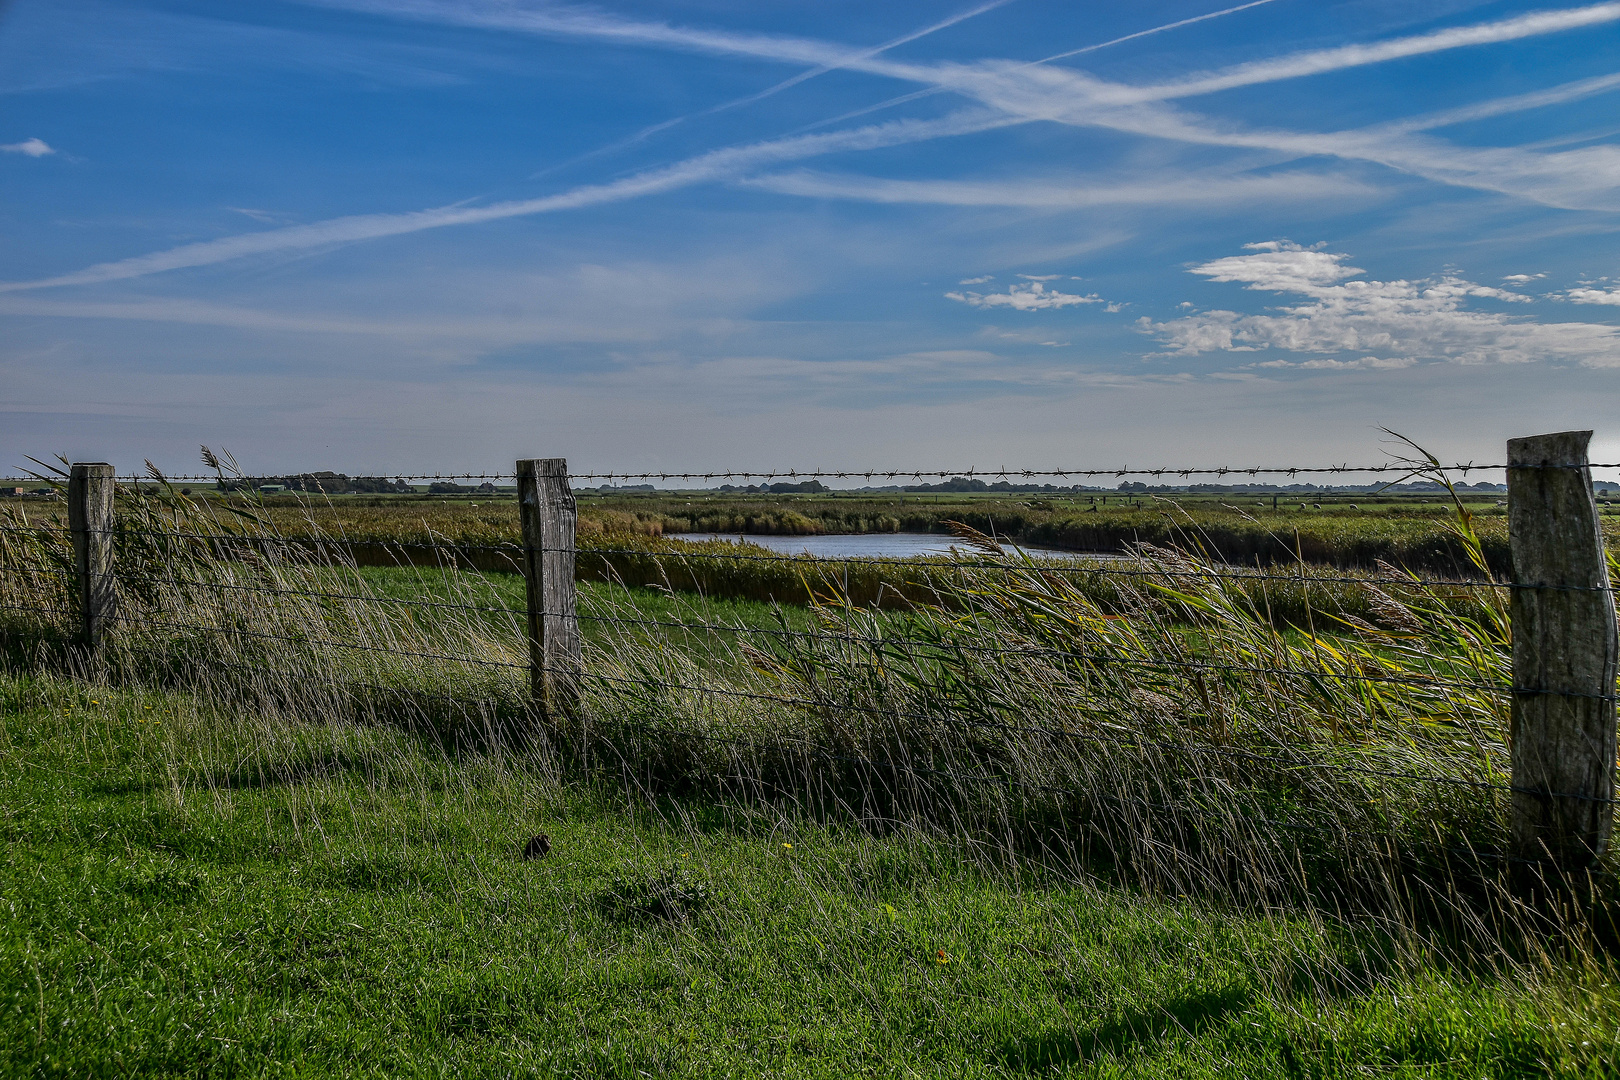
[4,670,1618,1078]
[3,475,1619,1075]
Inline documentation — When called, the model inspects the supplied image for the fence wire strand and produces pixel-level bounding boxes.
[8,459,1619,485]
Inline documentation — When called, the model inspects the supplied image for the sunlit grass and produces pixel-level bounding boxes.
[3,671,1616,1078]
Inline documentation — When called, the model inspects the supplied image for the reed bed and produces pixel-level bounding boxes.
[179,492,1536,572]
[3,462,1597,933]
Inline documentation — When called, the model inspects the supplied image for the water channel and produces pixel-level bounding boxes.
[665,532,1116,561]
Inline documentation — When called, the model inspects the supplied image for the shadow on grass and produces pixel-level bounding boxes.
[997,984,1250,1071]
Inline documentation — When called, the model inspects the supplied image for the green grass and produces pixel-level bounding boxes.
[4,670,1618,1078]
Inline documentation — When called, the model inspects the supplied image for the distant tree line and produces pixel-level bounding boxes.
[219,472,415,494]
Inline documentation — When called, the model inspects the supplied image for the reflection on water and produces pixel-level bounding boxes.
[666,532,1116,561]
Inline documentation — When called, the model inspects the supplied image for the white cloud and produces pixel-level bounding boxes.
[1502,273,1547,283]
[1144,241,1620,367]
[1017,273,1062,281]
[958,275,993,285]
[946,280,1104,311]
[1567,287,1620,305]
[1,138,54,157]
[1191,240,1363,291]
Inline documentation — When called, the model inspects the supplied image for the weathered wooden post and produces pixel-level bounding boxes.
[517,459,581,721]
[1508,431,1618,871]
[68,462,117,651]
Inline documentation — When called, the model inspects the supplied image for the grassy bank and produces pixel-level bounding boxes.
[4,670,1617,1078]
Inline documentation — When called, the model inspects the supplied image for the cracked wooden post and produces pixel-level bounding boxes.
[1509,431,1618,871]
[68,462,117,651]
[517,458,580,722]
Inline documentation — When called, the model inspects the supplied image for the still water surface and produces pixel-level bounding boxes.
[666,532,1109,561]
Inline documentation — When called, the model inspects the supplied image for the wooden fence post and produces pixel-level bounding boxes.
[67,462,117,650]
[517,459,581,721]
[1508,431,1618,870]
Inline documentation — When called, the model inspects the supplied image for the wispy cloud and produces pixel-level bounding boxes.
[1,137,55,157]
[946,280,1104,310]
[1118,2,1620,104]
[12,0,1620,295]
[0,109,1012,293]
[1143,241,1620,367]
[304,0,872,69]
[1375,71,1620,135]
[742,169,1375,207]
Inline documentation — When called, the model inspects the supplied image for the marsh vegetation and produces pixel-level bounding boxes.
[1,465,1617,1075]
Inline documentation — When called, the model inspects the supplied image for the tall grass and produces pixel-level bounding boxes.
[1,456,1612,950]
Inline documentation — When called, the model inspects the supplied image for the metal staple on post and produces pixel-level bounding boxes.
[1508,431,1619,871]
[517,458,581,722]
[67,462,117,651]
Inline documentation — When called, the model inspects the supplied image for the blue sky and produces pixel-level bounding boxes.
[3,0,1620,477]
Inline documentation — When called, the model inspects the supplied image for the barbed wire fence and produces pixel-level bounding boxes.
[0,436,1615,906]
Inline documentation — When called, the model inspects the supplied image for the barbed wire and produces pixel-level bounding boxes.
[565,463,1616,481]
[7,460,1620,487]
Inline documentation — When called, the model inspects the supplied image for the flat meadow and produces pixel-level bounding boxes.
[2,480,1619,1076]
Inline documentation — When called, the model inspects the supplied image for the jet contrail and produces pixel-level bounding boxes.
[1038,0,1285,63]
[531,0,1017,178]
[784,0,1287,135]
